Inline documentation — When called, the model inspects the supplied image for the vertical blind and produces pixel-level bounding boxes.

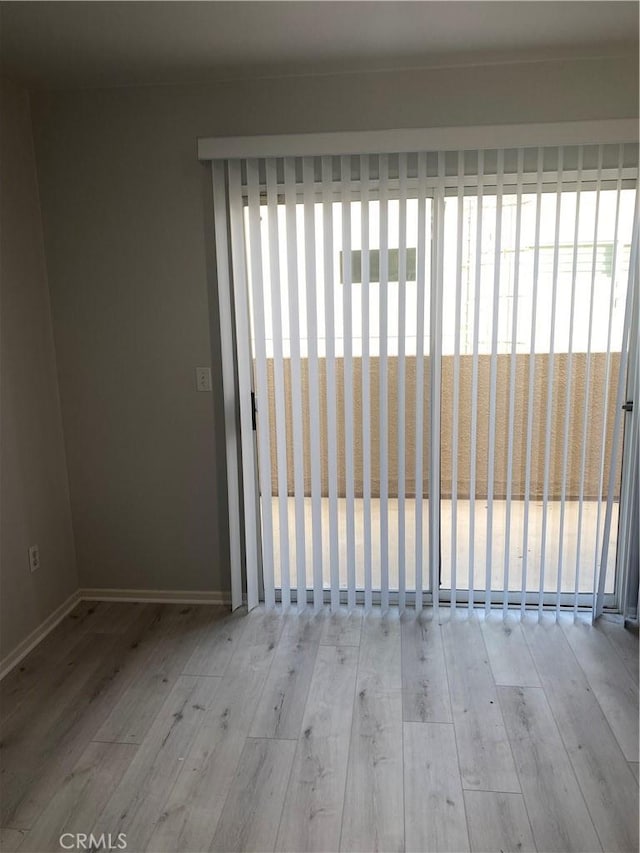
[211,144,638,615]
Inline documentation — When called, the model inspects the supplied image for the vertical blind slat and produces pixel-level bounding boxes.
[594,150,630,616]
[574,146,603,615]
[521,148,544,617]
[228,160,260,610]
[247,160,276,608]
[430,153,445,612]
[451,151,464,610]
[503,149,524,616]
[397,153,408,611]
[302,158,324,611]
[322,156,340,611]
[212,162,243,611]
[485,149,504,613]
[556,149,583,618]
[469,150,485,611]
[342,156,357,610]
[284,158,308,609]
[361,155,373,611]
[596,192,638,617]
[609,150,637,615]
[539,148,564,616]
[414,152,428,611]
[266,160,291,608]
[379,154,390,611]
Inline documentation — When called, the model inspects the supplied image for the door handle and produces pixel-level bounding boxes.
[622,400,633,412]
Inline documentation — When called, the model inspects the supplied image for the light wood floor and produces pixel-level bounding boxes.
[1,601,637,852]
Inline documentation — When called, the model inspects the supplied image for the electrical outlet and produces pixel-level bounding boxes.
[28,544,40,573]
[195,367,212,392]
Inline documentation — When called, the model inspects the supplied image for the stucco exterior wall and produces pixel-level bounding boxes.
[266,352,622,500]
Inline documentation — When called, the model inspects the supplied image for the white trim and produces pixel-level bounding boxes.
[78,588,232,605]
[0,591,81,680]
[198,120,639,161]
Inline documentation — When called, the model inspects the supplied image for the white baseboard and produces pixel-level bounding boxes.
[0,587,231,681]
[0,590,81,680]
[79,588,232,605]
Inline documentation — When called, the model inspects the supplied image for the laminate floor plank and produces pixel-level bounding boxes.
[94,604,213,744]
[210,738,296,852]
[76,601,147,635]
[94,675,218,853]
[498,685,601,853]
[441,615,520,792]
[145,612,283,853]
[0,615,113,728]
[0,633,119,828]
[561,617,639,762]
[181,606,243,677]
[320,609,362,647]
[524,620,639,852]
[340,689,403,853]
[2,603,202,830]
[401,612,452,723]
[0,828,26,851]
[22,600,121,668]
[598,619,639,685]
[18,742,137,853]
[250,612,323,739]
[276,644,358,853]
[463,790,536,853]
[358,610,401,692]
[403,722,469,853]
[480,614,541,687]
[1,647,57,726]
[42,601,107,660]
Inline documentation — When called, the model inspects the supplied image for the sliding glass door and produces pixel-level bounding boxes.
[213,143,638,613]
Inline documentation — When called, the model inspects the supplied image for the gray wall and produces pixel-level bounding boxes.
[1,79,77,657]
[30,55,638,594]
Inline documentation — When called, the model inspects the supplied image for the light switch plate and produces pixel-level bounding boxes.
[28,544,40,572]
[196,367,212,392]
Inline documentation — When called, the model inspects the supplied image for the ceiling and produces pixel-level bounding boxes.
[0,1,638,91]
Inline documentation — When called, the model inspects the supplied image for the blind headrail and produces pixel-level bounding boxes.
[197,119,639,161]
